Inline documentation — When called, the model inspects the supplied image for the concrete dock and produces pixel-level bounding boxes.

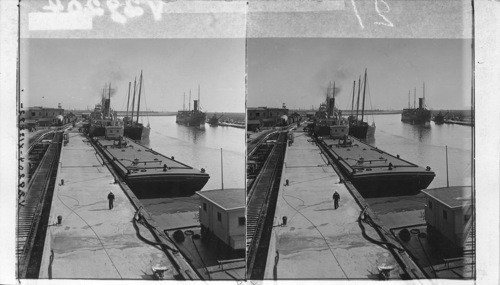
[38,129,176,279]
[264,128,403,279]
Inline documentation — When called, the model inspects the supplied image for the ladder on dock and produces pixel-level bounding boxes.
[17,132,62,278]
[246,131,287,279]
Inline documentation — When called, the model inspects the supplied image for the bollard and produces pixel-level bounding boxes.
[285,179,289,186]
[282,216,287,226]
[60,179,64,185]
[57,215,62,225]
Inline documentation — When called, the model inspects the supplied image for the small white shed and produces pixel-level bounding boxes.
[421,186,472,248]
[197,188,245,250]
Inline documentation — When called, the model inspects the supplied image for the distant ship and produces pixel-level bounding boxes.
[176,85,206,127]
[312,81,349,139]
[347,69,376,139]
[401,83,431,124]
[122,71,151,140]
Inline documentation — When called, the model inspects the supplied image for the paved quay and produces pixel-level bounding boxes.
[39,129,176,279]
[264,128,402,279]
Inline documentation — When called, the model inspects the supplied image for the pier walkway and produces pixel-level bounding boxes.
[264,128,402,279]
[38,130,175,279]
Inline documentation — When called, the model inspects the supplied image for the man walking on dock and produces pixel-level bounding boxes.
[107,191,115,210]
[332,191,340,209]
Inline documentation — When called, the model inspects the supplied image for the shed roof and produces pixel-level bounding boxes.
[196,188,245,211]
[421,186,472,209]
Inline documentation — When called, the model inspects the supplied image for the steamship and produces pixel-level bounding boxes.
[88,83,121,137]
[176,86,206,127]
[401,83,431,125]
[312,82,349,139]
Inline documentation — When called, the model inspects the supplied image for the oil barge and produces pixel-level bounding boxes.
[317,135,435,197]
[92,125,210,198]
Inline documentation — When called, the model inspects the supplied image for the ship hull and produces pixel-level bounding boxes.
[126,174,210,199]
[176,112,206,127]
[124,125,150,140]
[401,109,431,124]
[348,124,368,139]
[351,172,435,197]
[89,125,105,137]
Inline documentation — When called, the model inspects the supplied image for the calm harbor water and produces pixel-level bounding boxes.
[364,114,472,189]
[362,114,473,230]
[134,115,245,230]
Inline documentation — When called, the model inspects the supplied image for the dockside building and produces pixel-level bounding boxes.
[197,189,245,252]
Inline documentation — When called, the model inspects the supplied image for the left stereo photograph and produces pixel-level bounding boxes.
[17,37,246,280]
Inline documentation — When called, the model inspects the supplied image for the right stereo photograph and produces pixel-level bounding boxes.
[246,37,473,280]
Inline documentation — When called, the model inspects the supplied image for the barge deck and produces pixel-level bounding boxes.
[318,136,435,197]
[93,136,209,198]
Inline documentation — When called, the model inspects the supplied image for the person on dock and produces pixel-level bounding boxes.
[332,191,340,209]
[107,191,115,210]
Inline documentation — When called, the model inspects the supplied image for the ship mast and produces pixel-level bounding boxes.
[189,89,191,111]
[414,87,416,109]
[136,70,143,124]
[351,80,355,115]
[361,68,367,123]
[408,90,410,109]
[126,82,131,120]
[131,77,137,123]
[198,84,201,110]
[108,83,111,118]
[183,92,186,111]
[356,76,361,121]
[423,82,426,108]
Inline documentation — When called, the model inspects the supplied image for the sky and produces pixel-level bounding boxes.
[247,38,472,110]
[21,38,245,113]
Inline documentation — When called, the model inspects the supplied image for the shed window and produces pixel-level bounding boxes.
[238,217,245,226]
[203,203,207,211]
[217,212,221,222]
[443,210,447,220]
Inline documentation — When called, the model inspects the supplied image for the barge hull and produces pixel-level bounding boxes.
[93,136,209,198]
[126,175,210,198]
[351,172,435,197]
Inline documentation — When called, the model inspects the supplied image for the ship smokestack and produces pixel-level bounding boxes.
[193,100,198,112]
[104,99,111,116]
[418,98,423,109]
[328,97,335,117]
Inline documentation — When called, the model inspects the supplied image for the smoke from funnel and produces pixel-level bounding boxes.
[89,60,123,98]
[313,62,350,97]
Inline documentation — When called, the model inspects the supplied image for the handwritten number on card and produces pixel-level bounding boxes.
[351,0,394,29]
[67,0,84,13]
[107,0,127,24]
[43,0,65,13]
[85,0,105,16]
[374,0,394,27]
